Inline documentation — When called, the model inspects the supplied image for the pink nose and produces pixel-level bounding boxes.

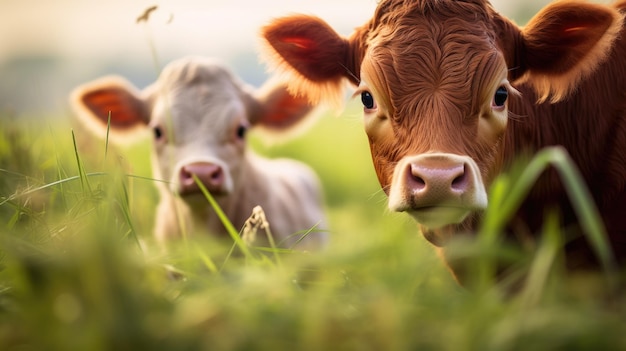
[405,157,471,205]
[388,153,487,229]
[179,162,225,194]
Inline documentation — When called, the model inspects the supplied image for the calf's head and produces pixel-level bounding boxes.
[262,0,623,245]
[71,57,314,197]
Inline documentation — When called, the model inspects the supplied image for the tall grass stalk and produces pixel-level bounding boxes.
[114,172,140,247]
[71,130,92,195]
[50,126,70,212]
[0,173,107,207]
[192,173,253,260]
[520,212,562,306]
[478,146,617,291]
[104,111,111,162]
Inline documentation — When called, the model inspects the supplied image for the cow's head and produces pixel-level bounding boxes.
[262,0,623,245]
[71,57,314,198]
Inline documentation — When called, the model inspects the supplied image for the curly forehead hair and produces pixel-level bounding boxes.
[375,0,491,15]
[368,0,494,35]
[361,0,503,116]
[364,0,500,63]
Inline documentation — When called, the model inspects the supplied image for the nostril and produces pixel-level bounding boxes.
[179,163,225,193]
[409,165,427,190]
[209,167,224,186]
[180,168,194,183]
[211,168,222,180]
[450,164,468,190]
[451,174,464,186]
[409,161,469,193]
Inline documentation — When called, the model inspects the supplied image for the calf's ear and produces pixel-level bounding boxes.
[70,76,151,140]
[518,1,623,102]
[260,14,366,107]
[248,78,317,136]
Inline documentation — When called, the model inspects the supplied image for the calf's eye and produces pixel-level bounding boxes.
[493,86,508,107]
[153,126,163,140]
[236,124,248,139]
[361,91,376,110]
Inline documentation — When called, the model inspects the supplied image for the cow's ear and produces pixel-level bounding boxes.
[247,78,318,137]
[518,2,623,102]
[70,76,151,140]
[260,14,366,107]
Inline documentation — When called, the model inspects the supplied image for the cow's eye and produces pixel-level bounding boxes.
[236,123,248,140]
[361,91,376,110]
[153,126,163,140]
[493,86,508,107]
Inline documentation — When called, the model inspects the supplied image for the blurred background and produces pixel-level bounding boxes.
[3,3,625,349]
[1,0,550,116]
[0,0,553,239]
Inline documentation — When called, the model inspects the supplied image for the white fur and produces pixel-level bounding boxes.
[71,56,328,250]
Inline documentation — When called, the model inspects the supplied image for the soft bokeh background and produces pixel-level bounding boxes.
[1,0,550,116]
[3,2,626,350]
[0,0,553,245]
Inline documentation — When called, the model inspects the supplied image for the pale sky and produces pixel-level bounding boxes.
[0,0,549,113]
[0,0,549,62]
[1,0,381,63]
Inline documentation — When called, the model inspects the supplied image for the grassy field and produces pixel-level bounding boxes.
[1,105,625,351]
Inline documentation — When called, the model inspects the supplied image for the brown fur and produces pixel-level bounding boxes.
[262,0,626,271]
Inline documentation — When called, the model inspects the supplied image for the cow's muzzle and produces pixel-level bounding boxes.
[388,153,487,230]
[177,162,228,196]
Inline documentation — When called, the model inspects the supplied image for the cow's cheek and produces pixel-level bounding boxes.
[365,120,396,194]
[478,109,507,146]
[220,143,245,185]
[155,145,176,188]
[369,145,394,194]
[369,130,397,193]
[468,108,507,186]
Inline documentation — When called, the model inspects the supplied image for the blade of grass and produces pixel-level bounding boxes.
[191,174,253,260]
[0,172,163,208]
[137,6,162,76]
[71,130,92,194]
[263,227,283,270]
[481,146,616,288]
[473,175,511,289]
[520,211,562,307]
[7,205,21,230]
[254,247,294,254]
[115,175,141,248]
[195,246,218,274]
[549,150,613,268]
[104,111,111,162]
[0,173,107,207]
[49,125,68,212]
[280,223,324,249]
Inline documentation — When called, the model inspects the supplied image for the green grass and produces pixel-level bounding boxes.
[1,108,625,351]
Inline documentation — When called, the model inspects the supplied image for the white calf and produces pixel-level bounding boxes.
[71,56,327,249]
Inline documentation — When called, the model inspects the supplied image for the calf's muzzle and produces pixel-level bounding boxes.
[178,162,226,195]
[388,153,487,230]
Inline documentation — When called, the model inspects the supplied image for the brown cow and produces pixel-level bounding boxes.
[71,56,328,250]
[261,0,626,273]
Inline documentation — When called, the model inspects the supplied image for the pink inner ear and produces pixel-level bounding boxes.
[83,89,146,129]
[282,37,317,51]
[563,26,586,33]
[261,93,311,130]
